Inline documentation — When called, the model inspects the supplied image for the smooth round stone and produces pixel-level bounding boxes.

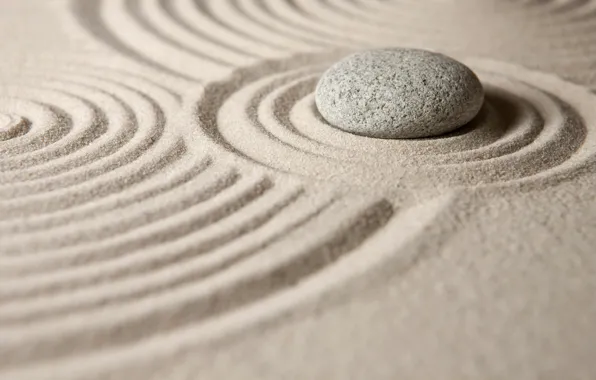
[315,48,485,139]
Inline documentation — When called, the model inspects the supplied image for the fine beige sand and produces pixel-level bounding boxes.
[2,1,596,379]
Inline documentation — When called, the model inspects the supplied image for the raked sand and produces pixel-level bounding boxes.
[1,0,596,379]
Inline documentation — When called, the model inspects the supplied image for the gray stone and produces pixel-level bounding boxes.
[315,48,485,139]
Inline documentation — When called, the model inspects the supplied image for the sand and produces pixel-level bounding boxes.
[1,0,596,379]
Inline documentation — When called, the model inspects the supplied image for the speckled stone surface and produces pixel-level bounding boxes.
[315,48,485,139]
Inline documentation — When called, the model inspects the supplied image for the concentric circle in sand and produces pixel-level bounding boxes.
[0,59,452,379]
[2,1,596,379]
[186,51,596,196]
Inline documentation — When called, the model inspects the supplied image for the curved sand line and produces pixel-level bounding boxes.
[3,0,596,379]
[1,192,455,380]
[0,114,30,141]
[68,0,596,86]
[186,50,596,196]
[1,57,418,376]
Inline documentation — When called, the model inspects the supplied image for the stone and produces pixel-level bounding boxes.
[315,48,485,139]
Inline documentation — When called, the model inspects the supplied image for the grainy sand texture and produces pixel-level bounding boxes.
[2,1,596,379]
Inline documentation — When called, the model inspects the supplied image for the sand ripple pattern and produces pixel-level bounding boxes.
[3,0,596,378]
[70,0,596,85]
[186,51,596,195]
[0,61,444,378]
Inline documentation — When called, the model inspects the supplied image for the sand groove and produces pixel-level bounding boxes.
[0,186,411,368]
[3,0,596,379]
[0,58,420,377]
[66,0,596,85]
[187,51,596,195]
[0,114,30,141]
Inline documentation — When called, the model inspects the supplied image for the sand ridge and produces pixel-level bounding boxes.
[2,0,596,379]
[185,51,596,196]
